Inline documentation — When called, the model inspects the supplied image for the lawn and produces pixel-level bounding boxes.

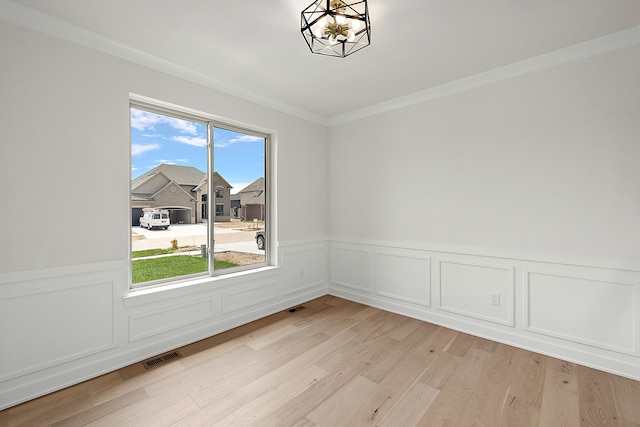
[132,247,189,258]
[132,255,238,284]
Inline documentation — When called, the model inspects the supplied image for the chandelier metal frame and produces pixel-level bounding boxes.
[301,0,371,58]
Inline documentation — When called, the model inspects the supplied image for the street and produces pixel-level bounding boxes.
[132,223,264,255]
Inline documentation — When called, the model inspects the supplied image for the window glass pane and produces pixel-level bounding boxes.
[212,127,266,269]
[130,105,269,287]
[130,107,209,285]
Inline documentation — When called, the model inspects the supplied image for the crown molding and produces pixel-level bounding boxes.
[2,0,638,128]
[0,0,329,126]
[328,25,640,126]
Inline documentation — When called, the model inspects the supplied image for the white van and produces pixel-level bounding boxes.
[139,209,170,230]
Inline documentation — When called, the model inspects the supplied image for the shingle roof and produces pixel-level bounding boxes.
[238,177,264,193]
[245,191,265,205]
[131,164,205,190]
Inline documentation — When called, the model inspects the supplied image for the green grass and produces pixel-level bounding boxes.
[132,247,194,258]
[132,255,238,284]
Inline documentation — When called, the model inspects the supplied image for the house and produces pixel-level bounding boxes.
[131,164,232,224]
[194,171,233,223]
[238,177,265,221]
[1,0,639,414]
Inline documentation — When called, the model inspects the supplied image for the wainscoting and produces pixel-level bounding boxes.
[0,239,329,410]
[329,239,640,382]
[2,236,639,410]
[5,296,640,426]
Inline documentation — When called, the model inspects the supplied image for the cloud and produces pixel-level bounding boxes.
[230,135,263,143]
[130,109,199,135]
[215,134,263,148]
[166,117,198,135]
[154,158,189,165]
[131,143,160,156]
[130,109,161,132]
[173,136,207,147]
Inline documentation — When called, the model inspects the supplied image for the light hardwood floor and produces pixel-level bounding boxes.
[2,296,639,426]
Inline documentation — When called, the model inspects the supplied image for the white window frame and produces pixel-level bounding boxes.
[129,95,272,289]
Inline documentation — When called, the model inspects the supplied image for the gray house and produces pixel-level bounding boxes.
[131,164,231,225]
[194,172,233,223]
[238,177,265,221]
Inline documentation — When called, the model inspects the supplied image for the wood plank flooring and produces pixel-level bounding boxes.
[2,296,639,426]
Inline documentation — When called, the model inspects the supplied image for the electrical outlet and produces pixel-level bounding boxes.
[490,293,500,306]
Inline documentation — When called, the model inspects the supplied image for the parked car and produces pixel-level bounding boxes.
[139,209,170,230]
[255,231,265,250]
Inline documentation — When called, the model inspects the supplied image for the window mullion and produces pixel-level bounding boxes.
[207,122,215,273]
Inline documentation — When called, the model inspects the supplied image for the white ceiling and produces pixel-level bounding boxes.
[3,0,640,124]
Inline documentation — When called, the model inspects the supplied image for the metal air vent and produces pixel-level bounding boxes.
[142,351,182,369]
[286,305,306,313]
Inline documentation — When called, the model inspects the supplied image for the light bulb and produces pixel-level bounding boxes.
[314,26,324,38]
[328,34,337,45]
[347,30,355,42]
[351,19,361,31]
[335,14,346,25]
[318,17,327,28]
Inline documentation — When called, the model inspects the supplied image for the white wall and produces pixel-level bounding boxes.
[329,45,640,265]
[0,21,329,409]
[328,44,640,380]
[0,22,328,273]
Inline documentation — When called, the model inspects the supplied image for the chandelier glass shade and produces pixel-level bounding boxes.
[301,0,371,58]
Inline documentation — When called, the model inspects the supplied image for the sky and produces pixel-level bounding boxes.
[130,108,265,194]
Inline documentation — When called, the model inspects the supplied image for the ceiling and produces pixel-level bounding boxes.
[3,0,640,124]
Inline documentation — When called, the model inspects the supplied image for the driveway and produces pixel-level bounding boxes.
[132,223,264,255]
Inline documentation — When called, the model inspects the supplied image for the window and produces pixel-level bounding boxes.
[201,194,208,219]
[130,100,269,287]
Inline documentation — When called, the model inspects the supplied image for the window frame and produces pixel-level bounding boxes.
[129,96,272,289]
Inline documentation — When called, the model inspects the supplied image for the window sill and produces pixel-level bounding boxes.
[124,265,279,308]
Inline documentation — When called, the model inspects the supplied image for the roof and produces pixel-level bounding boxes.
[244,191,265,205]
[238,177,264,194]
[132,164,205,191]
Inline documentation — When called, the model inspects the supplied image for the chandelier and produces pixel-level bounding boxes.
[301,0,371,58]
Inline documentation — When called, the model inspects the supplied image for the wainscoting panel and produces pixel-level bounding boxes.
[129,297,215,342]
[375,249,430,306]
[439,260,515,327]
[280,241,328,296]
[3,239,640,410]
[330,243,371,292]
[526,270,637,355]
[0,239,329,410]
[328,239,640,382]
[222,279,279,314]
[0,273,116,383]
